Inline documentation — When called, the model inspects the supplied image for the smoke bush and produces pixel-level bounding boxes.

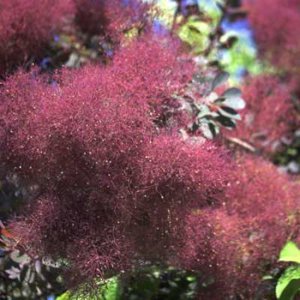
[0,0,73,76]
[181,155,300,299]
[74,0,108,35]
[246,0,300,85]
[1,2,299,297]
[74,0,149,38]
[0,36,230,286]
[0,0,149,76]
[223,75,294,154]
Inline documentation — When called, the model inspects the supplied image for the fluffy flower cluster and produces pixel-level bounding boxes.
[0,0,73,76]
[74,0,149,38]
[0,37,229,285]
[246,0,300,85]
[74,0,108,35]
[0,0,150,76]
[181,156,300,299]
[223,76,294,154]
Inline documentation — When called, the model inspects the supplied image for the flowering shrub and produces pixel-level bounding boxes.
[181,156,300,299]
[0,0,150,75]
[74,0,108,35]
[246,0,300,85]
[74,0,149,39]
[0,0,73,76]
[1,1,300,299]
[223,75,295,154]
[0,36,231,287]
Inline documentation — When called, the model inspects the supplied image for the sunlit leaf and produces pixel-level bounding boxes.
[279,241,300,264]
[57,277,119,300]
[222,97,246,110]
[276,266,300,300]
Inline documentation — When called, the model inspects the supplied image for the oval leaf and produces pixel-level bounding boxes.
[211,72,229,91]
[276,266,300,300]
[218,107,241,120]
[279,241,300,264]
[213,97,226,105]
[215,115,236,128]
[200,121,219,139]
[222,87,242,99]
[219,106,238,115]
[222,97,246,110]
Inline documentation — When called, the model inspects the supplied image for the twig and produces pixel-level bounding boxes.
[225,136,257,152]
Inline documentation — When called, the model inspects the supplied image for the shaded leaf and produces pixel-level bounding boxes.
[196,104,211,119]
[6,266,20,280]
[200,121,219,139]
[218,106,241,120]
[211,72,229,91]
[10,250,30,265]
[213,97,226,105]
[200,123,214,139]
[222,87,242,99]
[215,115,236,128]
[208,122,219,137]
[219,106,238,115]
[35,260,42,274]
[188,25,201,34]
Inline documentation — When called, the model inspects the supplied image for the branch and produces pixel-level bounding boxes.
[225,136,257,153]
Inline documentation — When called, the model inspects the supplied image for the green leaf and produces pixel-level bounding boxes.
[215,115,236,128]
[200,123,214,139]
[219,87,245,110]
[262,275,273,281]
[211,72,229,91]
[218,107,241,120]
[103,277,119,300]
[177,17,211,53]
[209,122,219,136]
[57,277,119,300]
[196,104,211,119]
[279,242,300,264]
[199,120,219,139]
[213,97,226,105]
[56,291,71,300]
[219,106,238,115]
[222,97,246,110]
[276,266,300,300]
[222,87,242,99]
